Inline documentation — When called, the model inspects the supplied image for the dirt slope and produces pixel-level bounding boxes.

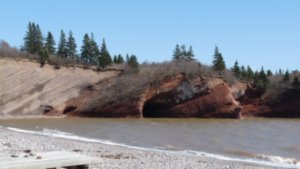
[0,59,118,117]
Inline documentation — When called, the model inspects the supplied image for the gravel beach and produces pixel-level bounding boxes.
[0,127,284,169]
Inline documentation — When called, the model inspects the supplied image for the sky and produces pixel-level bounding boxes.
[0,0,299,71]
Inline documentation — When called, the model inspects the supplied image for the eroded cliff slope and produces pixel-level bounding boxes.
[0,59,119,117]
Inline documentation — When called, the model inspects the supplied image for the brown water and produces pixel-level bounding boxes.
[1,118,300,165]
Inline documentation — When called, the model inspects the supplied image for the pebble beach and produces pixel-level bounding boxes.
[0,127,285,169]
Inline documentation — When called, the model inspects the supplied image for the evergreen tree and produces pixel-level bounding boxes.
[240,66,247,79]
[127,55,139,70]
[186,46,195,60]
[180,45,187,57]
[172,44,194,61]
[259,67,268,83]
[81,33,92,63]
[212,46,226,76]
[254,75,265,93]
[98,39,112,68]
[57,30,67,58]
[246,65,254,81]
[254,67,269,92]
[125,54,130,64]
[34,24,43,54]
[292,76,300,88]
[266,69,273,76]
[23,22,35,53]
[113,55,118,63]
[66,31,77,59]
[283,70,290,82]
[113,54,125,64]
[117,54,125,64]
[89,33,100,64]
[173,44,181,60]
[23,22,43,54]
[253,68,268,93]
[45,32,56,54]
[232,60,241,78]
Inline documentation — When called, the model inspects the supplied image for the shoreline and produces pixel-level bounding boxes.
[0,115,67,119]
[0,127,285,169]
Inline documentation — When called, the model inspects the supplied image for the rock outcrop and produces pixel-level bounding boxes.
[140,76,241,118]
[64,74,242,118]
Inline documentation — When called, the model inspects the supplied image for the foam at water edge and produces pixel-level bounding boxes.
[188,151,300,168]
[5,126,300,169]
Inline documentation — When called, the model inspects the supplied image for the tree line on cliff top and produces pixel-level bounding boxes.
[1,22,299,98]
[21,22,138,69]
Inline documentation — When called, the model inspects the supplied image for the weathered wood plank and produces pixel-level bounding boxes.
[0,151,99,169]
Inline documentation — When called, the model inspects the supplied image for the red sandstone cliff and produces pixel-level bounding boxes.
[48,73,300,118]
[61,74,242,118]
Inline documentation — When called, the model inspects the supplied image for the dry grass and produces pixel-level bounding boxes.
[83,60,205,112]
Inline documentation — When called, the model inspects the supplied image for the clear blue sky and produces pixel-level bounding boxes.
[0,0,299,71]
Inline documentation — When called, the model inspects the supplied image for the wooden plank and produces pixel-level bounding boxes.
[0,151,99,169]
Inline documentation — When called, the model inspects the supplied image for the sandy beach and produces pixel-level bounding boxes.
[0,127,285,169]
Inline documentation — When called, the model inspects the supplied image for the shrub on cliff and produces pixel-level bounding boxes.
[0,40,35,59]
[84,60,203,111]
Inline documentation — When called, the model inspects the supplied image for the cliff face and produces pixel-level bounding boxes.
[1,58,299,118]
[240,88,300,118]
[0,59,119,117]
[140,76,241,118]
[64,74,242,118]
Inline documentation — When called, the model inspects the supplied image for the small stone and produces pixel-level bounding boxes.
[3,143,11,147]
[30,153,36,156]
[36,156,42,159]
[72,149,82,152]
[23,149,31,154]
[11,155,19,158]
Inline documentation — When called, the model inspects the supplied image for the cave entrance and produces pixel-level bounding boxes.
[141,90,179,118]
[142,101,167,118]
